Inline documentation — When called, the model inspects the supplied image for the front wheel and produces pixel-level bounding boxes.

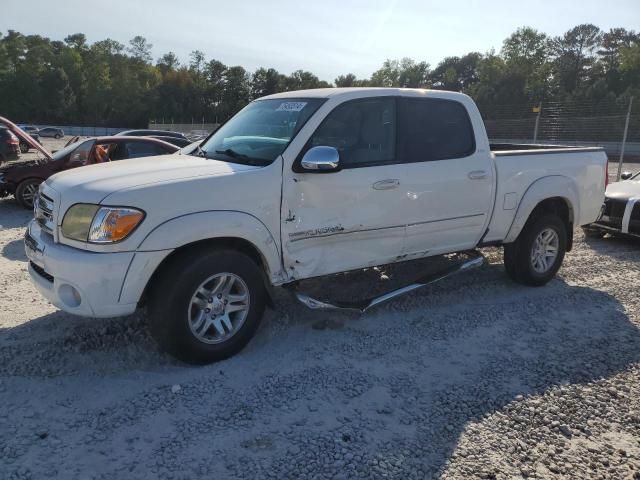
[148,248,267,364]
[16,178,42,209]
[504,213,567,286]
[19,142,29,153]
[54,133,62,139]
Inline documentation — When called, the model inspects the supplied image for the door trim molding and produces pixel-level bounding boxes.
[288,213,485,242]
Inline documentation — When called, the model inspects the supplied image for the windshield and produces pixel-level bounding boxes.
[51,139,91,161]
[198,98,325,165]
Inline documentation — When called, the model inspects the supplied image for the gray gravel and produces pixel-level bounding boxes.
[1,159,640,479]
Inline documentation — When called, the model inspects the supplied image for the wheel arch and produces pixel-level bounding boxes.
[122,210,286,308]
[504,175,578,249]
[139,236,278,309]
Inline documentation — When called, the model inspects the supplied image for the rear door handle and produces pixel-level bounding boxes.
[468,170,488,180]
[373,179,400,190]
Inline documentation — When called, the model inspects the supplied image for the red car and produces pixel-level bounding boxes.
[0,135,179,208]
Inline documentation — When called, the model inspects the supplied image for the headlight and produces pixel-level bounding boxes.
[62,204,145,243]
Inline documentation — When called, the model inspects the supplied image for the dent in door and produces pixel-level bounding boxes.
[283,218,403,279]
[282,165,406,279]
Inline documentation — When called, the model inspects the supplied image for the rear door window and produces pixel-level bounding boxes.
[397,97,475,163]
[122,141,168,159]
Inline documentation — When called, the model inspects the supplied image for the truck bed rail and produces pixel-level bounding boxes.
[491,143,605,157]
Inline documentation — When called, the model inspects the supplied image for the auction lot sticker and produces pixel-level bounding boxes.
[276,102,307,112]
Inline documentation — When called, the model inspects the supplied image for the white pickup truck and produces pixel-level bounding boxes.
[24,88,608,363]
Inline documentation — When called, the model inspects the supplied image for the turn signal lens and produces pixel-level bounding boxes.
[88,207,145,243]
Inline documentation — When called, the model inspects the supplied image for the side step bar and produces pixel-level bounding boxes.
[291,250,485,313]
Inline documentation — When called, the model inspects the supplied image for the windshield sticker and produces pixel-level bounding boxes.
[276,102,307,112]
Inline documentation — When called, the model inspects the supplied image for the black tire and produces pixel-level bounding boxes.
[504,213,567,287]
[19,142,29,153]
[581,226,606,239]
[15,178,42,209]
[54,133,61,139]
[148,248,267,364]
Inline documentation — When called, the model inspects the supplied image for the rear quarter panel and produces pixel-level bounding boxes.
[484,150,607,243]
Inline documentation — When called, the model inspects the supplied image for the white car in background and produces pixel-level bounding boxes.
[584,170,640,238]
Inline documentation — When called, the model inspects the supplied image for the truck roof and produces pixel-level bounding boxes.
[260,87,470,102]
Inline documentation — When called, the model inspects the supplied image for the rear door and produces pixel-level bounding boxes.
[397,96,494,256]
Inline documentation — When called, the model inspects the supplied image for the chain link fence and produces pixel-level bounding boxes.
[482,97,639,176]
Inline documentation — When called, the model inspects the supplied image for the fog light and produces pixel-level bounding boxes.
[58,284,81,308]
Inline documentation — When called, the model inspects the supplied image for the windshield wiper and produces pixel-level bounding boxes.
[213,148,268,166]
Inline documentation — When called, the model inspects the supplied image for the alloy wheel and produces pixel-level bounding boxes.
[187,272,250,344]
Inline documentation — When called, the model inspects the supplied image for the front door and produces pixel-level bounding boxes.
[281,97,406,280]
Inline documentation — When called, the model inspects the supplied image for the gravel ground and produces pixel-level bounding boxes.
[0,150,639,479]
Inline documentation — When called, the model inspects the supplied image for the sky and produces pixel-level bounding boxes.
[3,0,640,81]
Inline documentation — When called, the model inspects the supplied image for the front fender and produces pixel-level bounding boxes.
[137,210,284,283]
[504,175,579,244]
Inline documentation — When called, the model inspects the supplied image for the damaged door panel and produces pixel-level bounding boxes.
[281,97,407,279]
[281,164,406,279]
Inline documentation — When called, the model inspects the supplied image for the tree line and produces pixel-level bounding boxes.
[0,25,638,128]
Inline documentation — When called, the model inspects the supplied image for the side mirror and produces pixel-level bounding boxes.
[621,171,633,181]
[300,146,340,172]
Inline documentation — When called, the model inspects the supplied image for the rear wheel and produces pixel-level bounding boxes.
[504,213,567,286]
[148,248,267,364]
[54,133,61,139]
[19,142,29,153]
[16,178,42,209]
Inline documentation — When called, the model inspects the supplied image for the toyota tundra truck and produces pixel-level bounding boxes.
[23,88,608,363]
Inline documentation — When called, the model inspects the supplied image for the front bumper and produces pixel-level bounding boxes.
[24,219,139,318]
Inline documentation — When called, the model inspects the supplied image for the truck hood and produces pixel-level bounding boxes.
[46,154,259,204]
[606,179,640,200]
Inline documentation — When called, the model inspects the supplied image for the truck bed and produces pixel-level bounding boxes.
[481,145,608,244]
[490,143,605,156]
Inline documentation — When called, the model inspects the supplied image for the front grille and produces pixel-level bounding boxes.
[30,261,54,282]
[599,198,627,229]
[35,191,55,235]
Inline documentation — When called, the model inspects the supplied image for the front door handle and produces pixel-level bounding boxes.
[468,170,488,180]
[373,179,400,190]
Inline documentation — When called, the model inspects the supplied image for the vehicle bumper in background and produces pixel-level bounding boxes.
[24,220,138,318]
[590,196,640,237]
